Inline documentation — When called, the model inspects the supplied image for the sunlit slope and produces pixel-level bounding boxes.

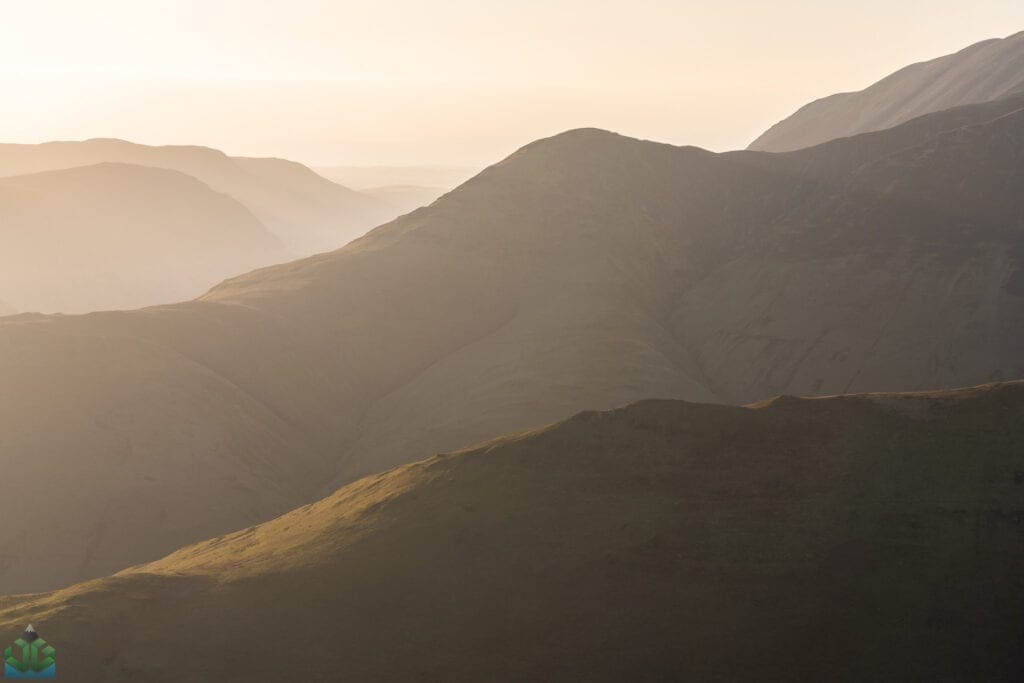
[1,96,1023,593]
[3,382,1022,681]
[749,30,1024,151]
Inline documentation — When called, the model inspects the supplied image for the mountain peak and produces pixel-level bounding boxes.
[508,127,634,157]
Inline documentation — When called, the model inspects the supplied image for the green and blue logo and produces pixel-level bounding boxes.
[4,626,55,679]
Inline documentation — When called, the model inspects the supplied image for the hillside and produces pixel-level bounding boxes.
[0,139,394,254]
[749,30,1024,151]
[1,96,1023,593]
[0,163,288,313]
[2,382,1022,681]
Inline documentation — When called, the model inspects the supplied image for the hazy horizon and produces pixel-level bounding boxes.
[3,1,1023,167]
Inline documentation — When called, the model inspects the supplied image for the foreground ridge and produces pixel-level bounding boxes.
[2,381,1022,681]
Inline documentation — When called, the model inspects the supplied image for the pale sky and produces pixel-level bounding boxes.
[2,0,1023,166]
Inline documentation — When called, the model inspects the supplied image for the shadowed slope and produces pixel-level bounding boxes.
[0,163,288,313]
[738,91,1024,183]
[1,98,1023,593]
[749,30,1024,152]
[3,382,1022,682]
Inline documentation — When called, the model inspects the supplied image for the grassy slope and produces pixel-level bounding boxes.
[2,381,1022,681]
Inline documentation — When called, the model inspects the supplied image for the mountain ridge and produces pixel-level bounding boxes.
[2,380,1021,681]
[749,30,1024,151]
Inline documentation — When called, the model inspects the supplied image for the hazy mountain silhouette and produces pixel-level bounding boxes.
[4,382,1022,681]
[314,164,479,217]
[363,184,448,216]
[0,139,394,254]
[1,95,1022,593]
[749,30,1024,151]
[0,163,288,313]
[315,164,479,191]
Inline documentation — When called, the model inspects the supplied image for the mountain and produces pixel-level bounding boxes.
[0,139,393,254]
[1,95,1023,593]
[749,31,1024,152]
[0,163,288,313]
[3,382,1022,682]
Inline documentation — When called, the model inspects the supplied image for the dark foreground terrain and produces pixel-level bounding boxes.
[2,381,1021,681]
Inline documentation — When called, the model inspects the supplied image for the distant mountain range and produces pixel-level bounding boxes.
[0,138,397,256]
[0,139,412,313]
[4,381,1022,681]
[0,162,289,313]
[361,184,450,216]
[1,82,1022,593]
[314,164,480,223]
[749,31,1024,151]
[315,164,478,191]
